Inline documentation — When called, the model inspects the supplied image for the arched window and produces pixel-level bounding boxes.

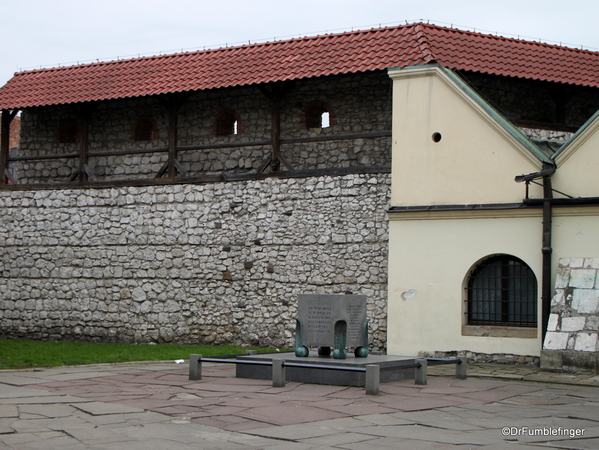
[214,109,240,136]
[304,102,333,129]
[133,117,156,141]
[58,118,79,143]
[466,255,537,327]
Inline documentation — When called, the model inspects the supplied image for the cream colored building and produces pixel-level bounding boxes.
[386,65,599,369]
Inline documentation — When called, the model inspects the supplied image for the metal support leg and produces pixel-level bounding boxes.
[415,358,428,385]
[189,354,202,380]
[272,359,286,387]
[456,357,467,380]
[365,364,380,395]
[295,319,309,357]
[333,320,348,359]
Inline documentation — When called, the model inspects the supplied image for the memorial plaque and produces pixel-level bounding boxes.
[297,294,367,348]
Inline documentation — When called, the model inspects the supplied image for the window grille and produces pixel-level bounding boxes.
[466,255,537,327]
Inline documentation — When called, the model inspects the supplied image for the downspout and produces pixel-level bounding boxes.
[541,168,554,343]
[515,164,556,342]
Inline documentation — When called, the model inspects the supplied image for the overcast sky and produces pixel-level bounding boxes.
[1,0,598,87]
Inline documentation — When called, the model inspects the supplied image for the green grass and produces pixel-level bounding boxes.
[0,339,279,370]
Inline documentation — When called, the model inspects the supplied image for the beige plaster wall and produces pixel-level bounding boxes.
[387,211,543,357]
[552,208,599,264]
[386,66,552,357]
[389,67,543,207]
[552,118,599,198]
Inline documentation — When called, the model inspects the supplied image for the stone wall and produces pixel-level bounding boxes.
[0,173,391,351]
[462,72,599,129]
[542,258,599,372]
[15,71,393,184]
[518,128,574,145]
[418,350,539,366]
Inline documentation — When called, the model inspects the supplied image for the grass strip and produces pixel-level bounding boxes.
[0,339,279,370]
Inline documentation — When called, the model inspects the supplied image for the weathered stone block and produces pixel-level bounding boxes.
[547,313,559,332]
[540,349,563,370]
[543,332,569,350]
[561,316,585,332]
[574,332,598,352]
[571,289,599,314]
[569,269,597,289]
[555,268,570,289]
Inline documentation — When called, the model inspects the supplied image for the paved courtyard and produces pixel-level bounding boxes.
[1,361,599,449]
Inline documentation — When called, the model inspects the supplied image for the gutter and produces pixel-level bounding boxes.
[523,197,599,206]
[515,164,556,343]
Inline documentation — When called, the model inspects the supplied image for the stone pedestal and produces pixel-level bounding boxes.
[235,352,417,387]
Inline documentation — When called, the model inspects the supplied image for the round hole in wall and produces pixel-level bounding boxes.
[432,132,442,143]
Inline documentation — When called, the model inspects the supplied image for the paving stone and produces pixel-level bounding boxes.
[0,405,18,418]
[0,384,65,399]
[0,395,88,405]
[19,404,77,419]
[7,432,87,449]
[313,417,375,429]
[3,361,599,449]
[541,437,599,449]
[0,417,15,434]
[300,431,373,447]
[246,423,347,441]
[72,401,145,416]
[0,375,55,386]
[338,437,469,449]
[0,431,44,446]
[192,414,265,432]
[314,402,398,416]
[239,403,348,426]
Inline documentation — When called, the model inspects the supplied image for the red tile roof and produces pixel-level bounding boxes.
[1,22,599,109]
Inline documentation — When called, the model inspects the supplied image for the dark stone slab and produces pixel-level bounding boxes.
[235,353,416,387]
[297,294,367,348]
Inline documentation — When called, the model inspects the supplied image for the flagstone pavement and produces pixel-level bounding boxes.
[1,361,599,449]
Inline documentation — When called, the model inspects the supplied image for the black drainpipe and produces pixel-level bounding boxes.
[541,172,553,343]
[515,164,555,342]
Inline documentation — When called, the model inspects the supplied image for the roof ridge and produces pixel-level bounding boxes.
[413,23,437,64]
[3,22,599,109]
[420,21,599,56]
[16,22,427,76]
[16,21,599,77]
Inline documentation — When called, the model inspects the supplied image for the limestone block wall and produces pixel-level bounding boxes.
[0,173,390,351]
[542,258,599,372]
[518,128,573,145]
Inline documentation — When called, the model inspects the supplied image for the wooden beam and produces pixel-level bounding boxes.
[158,93,188,178]
[271,83,282,171]
[258,82,294,173]
[8,132,392,163]
[281,131,391,145]
[70,104,96,183]
[0,109,17,185]
[167,104,178,177]
[0,165,391,191]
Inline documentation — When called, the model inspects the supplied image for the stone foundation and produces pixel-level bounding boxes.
[541,258,599,373]
[418,350,540,366]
